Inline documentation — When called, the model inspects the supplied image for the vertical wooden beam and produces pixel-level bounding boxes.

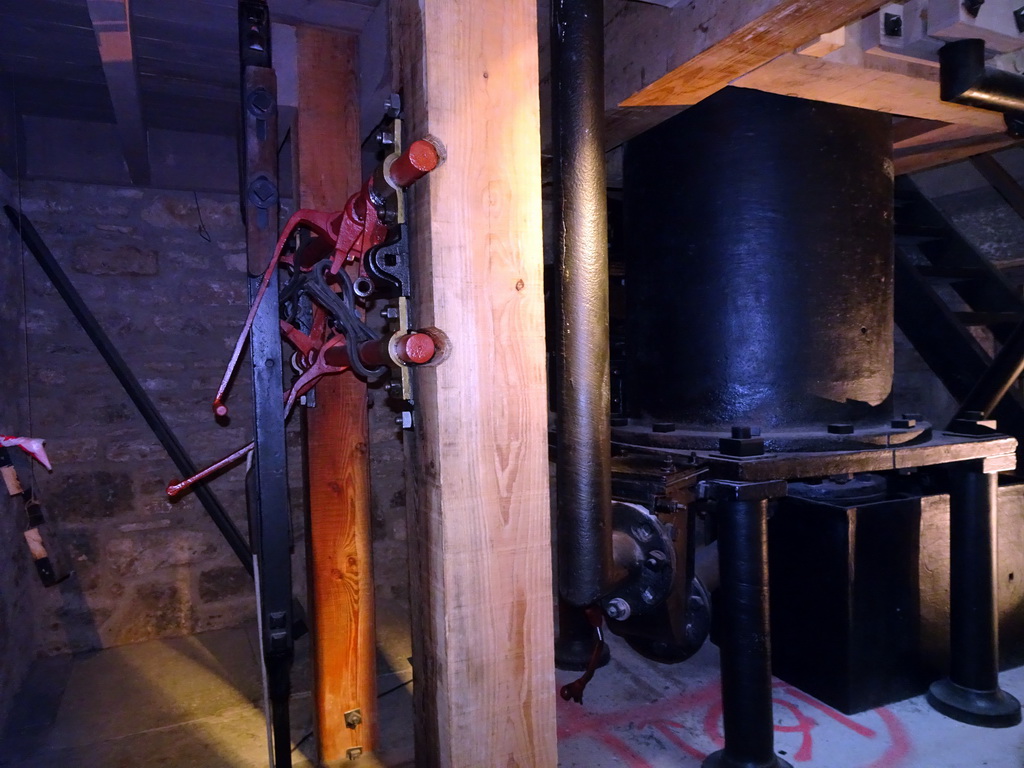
[87,0,150,185]
[396,1,557,766]
[295,27,377,764]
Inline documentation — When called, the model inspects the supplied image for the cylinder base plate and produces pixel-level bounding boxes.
[927,678,1022,728]
[702,749,794,768]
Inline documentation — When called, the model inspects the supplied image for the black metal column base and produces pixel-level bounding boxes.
[554,634,611,672]
[702,749,794,768]
[927,678,1022,728]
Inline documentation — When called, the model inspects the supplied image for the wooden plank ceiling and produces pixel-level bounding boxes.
[0,0,378,137]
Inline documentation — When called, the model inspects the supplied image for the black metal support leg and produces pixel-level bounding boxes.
[927,466,1021,727]
[704,494,792,768]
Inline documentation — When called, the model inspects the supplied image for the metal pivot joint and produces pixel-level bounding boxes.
[927,462,1022,727]
[166,105,445,498]
[702,480,792,768]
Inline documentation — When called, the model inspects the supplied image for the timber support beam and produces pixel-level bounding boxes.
[395,0,558,764]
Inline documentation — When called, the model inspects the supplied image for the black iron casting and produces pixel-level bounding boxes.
[622,88,894,437]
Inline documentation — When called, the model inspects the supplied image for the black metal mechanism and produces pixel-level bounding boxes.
[238,3,293,767]
[592,86,1024,765]
[940,38,1024,121]
[928,462,1022,727]
[2,205,255,576]
[551,0,613,610]
[603,456,710,663]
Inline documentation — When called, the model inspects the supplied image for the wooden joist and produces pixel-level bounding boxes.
[295,26,378,764]
[733,53,1006,130]
[86,0,149,184]
[395,0,557,764]
[606,0,890,113]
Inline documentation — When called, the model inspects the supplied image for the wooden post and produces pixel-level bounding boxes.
[396,1,557,765]
[294,26,377,764]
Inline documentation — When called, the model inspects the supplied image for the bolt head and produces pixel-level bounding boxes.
[827,423,855,435]
[605,597,631,621]
[644,550,668,571]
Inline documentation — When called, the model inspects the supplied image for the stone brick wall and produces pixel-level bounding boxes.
[9,179,413,674]
[18,181,260,655]
[0,172,36,728]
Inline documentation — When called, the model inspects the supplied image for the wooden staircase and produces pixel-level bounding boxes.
[893,158,1024,441]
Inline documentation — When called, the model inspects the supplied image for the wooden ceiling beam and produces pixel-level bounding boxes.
[733,52,1007,130]
[606,0,891,133]
[87,0,150,185]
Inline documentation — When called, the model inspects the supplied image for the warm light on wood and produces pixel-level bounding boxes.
[396,0,557,765]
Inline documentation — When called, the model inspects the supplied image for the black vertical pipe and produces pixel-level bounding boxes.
[704,499,791,768]
[552,0,612,607]
[950,470,999,690]
[927,467,1021,727]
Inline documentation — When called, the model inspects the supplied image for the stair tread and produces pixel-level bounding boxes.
[953,310,1024,326]
[916,265,988,279]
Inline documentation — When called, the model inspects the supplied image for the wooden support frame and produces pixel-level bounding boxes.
[86,0,150,184]
[294,26,378,765]
[395,0,557,765]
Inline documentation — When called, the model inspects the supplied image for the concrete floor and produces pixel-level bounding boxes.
[2,625,1023,767]
[0,624,414,768]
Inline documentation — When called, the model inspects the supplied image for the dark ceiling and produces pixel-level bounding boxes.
[0,0,380,137]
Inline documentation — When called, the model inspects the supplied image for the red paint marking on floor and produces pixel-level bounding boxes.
[595,731,655,768]
[777,682,877,739]
[773,699,817,762]
[652,721,707,761]
[866,706,913,768]
[559,676,913,767]
[558,679,722,739]
[702,698,725,748]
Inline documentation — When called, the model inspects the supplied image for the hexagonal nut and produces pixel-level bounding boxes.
[605,597,631,621]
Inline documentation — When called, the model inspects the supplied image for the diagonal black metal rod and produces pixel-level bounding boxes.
[952,318,1024,425]
[3,205,254,576]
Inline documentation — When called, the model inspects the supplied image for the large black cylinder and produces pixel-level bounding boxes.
[623,88,894,433]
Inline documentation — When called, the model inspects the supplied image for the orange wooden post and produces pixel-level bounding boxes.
[295,26,377,764]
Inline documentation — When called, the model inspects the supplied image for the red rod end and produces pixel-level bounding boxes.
[388,139,441,188]
[397,332,436,365]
